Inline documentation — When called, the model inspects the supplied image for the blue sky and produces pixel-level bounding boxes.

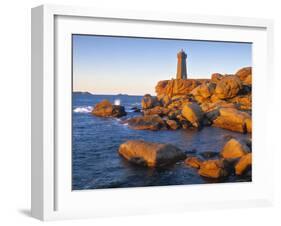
[73,35,252,95]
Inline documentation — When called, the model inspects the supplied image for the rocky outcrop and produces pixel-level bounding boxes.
[220,138,250,159]
[143,106,170,116]
[235,153,252,175]
[118,140,186,167]
[214,75,242,99]
[92,99,126,118]
[211,73,223,83]
[212,107,252,133]
[190,82,216,103]
[229,94,252,111]
[141,94,159,110]
[126,115,166,131]
[181,103,204,128]
[235,67,252,85]
[155,79,209,98]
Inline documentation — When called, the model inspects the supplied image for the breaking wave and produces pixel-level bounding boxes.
[73,106,93,113]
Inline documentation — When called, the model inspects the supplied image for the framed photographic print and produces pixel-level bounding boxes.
[31,4,274,221]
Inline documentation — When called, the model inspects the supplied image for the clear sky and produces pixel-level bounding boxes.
[72,35,252,95]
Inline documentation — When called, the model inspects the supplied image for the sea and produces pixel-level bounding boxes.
[72,93,251,190]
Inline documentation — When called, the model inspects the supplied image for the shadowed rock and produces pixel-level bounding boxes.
[141,94,159,110]
[118,140,186,167]
[126,115,166,131]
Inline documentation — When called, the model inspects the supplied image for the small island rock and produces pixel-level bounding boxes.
[198,159,228,179]
[220,138,250,159]
[92,99,126,118]
[118,140,186,167]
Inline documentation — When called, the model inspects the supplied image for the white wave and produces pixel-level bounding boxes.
[73,106,93,113]
[114,99,121,105]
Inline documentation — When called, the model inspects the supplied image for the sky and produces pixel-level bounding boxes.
[72,35,252,95]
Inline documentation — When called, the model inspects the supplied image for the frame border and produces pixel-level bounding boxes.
[31,4,274,221]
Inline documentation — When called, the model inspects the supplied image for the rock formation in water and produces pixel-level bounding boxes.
[92,99,127,118]
[135,63,252,133]
[118,140,186,167]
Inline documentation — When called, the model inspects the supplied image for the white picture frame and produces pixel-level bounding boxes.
[31,4,274,221]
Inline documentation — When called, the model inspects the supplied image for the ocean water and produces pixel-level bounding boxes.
[72,93,251,190]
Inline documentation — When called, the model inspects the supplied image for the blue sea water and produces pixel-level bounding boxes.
[72,93,251,190]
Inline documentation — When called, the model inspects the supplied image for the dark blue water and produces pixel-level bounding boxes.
[72,93,250,190]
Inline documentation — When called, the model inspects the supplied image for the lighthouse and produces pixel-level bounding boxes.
[176,49,187,79]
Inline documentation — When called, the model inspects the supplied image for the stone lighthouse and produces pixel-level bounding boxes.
[176,49,187,79]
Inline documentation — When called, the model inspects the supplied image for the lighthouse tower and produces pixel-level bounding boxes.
[176,49,187,79]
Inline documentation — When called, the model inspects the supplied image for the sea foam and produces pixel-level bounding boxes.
[73,106,93,113]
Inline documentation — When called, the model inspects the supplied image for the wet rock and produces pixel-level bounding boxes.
[199,151,219,159]
[126,115,166,131]
[198,159,228,179]
[166,119,179,130]
[220,138,250,159]
[141,94,159,110]
[92,99,127,118]
[181,103,204,128]
[130,106,141,112]
[118,140,186,167]
[235,153,252,175]
[214,75,242,99]
[212,107,252,133]
[185,156,202,169]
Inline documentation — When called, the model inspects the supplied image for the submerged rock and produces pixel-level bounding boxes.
[118,140,186,167]
[220,138,250,159]
[199,151,219,159]
[126,115,166,131]
[92,99,126,118]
